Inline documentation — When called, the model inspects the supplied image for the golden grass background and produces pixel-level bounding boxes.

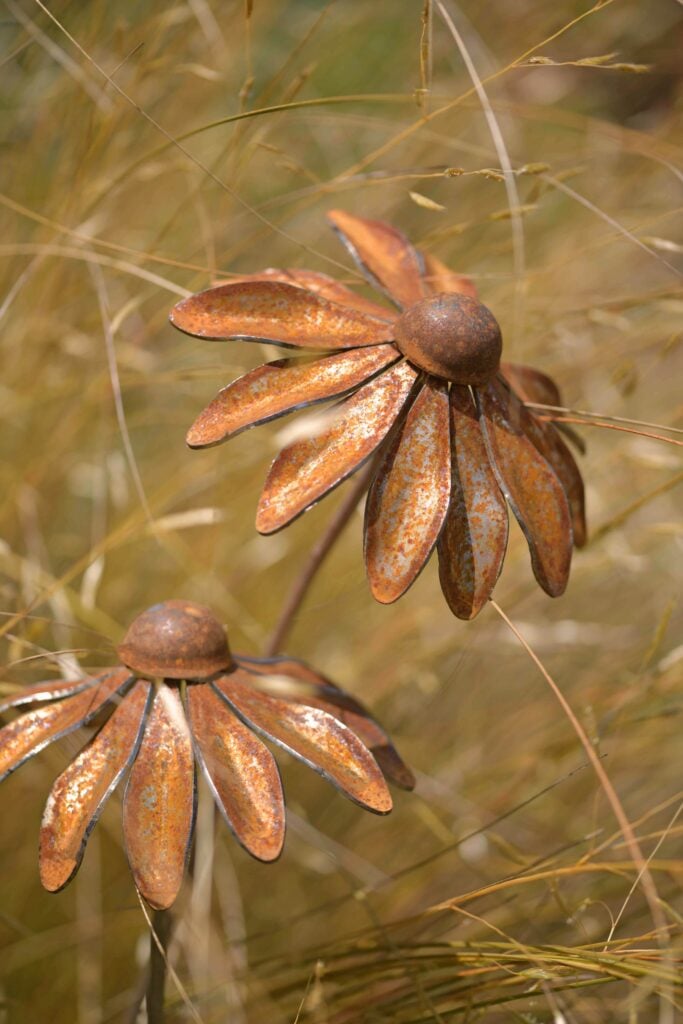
[1,0,682,1020]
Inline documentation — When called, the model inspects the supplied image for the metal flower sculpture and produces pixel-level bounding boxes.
[170,210,586,619]
[0,600,412,909]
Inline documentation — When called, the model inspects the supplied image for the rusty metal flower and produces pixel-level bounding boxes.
[170,210,586,618]
[0,600,412,910]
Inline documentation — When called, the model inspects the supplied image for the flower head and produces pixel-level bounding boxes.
[171,211,586,618]
[0,600,412,909]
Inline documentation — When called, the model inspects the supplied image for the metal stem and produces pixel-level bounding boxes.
[146,908,172,1024]
[264,462,375,656]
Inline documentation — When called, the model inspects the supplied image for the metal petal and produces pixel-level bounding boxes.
[421,251,478,299]
[235,656,415,790]
[39,680,152,893]
[0,669,132,783]
[364,377,451,604]
[501,361,586,454]
[517,409,587,548]
[186,683,285,862]
[123,686,196,910]
[256,360,419,534]
[186,345,400,448]
[214,671,392,814]
[0,677,93,714]
[225,268,396,320]
[169,280,395,349]
[437,385,509,619]
[328,209,426,309]
[477,378,573,597]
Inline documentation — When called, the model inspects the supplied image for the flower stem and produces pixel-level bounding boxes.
[264,462,375,656]
[146,908,172,1024]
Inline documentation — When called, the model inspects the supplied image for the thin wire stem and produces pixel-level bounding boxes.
[146,908,172,1024]
[264,462,375,656]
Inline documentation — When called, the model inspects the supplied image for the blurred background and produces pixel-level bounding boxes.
[1,0,682,1020]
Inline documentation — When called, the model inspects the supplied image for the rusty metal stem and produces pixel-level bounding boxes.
[264,462,375,656]
[147,908,172,1024]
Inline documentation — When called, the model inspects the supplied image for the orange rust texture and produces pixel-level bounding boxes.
[187,683,285,862]
[364,378,451,604]
[437,385,509,620]
[215,671,392,814]
[39,680,151,893]
[235,656,414,790]
[187,345,401,448]
[118,600,232,680]
[223,268,396,320]
[519,408,587,548]
[169,279,395,348]
[123,686,195,909]
[0,669,131,783]
[0,677,92,714]
[255,360,419,534]
[421,250,478,299]
[477,377,573,597]
[327,209,426,309]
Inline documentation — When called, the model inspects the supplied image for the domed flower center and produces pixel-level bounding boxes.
[118,600,232,679]
[394,293,502,385]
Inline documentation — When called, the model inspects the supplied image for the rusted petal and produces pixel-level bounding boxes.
[225,268,395,320]
[421,251,478,299]
[502,361,586,454]
[186,345,400,448]
[0,677,93,714]
[256,360,419,534]
[0,670,132,783]
[437,385,509,619]
[328,209,426,309]
[477,378,572,597]
[169,280,395,349]
[123,686,196,910]
[39,680,152,893]
[518,410,587,548]
[364,378,451,604]
[215,671,392,814]
[235,656,414,790]
[186,683,285,861]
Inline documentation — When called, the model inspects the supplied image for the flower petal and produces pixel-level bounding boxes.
[169,280,395,349]
[477,378,573,597]
[214,671,392,814]
[0,670,132,783]
[437,385,508,619]
[0,677,93,714]
[123,686,196,910]
[186,345,400,448]
[364,377,451,603]
[328,209,426,309]
[517,411,587,549]
[226,268,396,320]
[186,683,284,862]
[256,360,419,534]
[39,680,152,893]
[421,251,477,299]
[502,361,586,454]
[235,656,414,790]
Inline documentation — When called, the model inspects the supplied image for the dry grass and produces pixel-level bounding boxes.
[1,1,682,1021]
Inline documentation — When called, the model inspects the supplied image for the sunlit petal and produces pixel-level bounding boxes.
[421,250,477,298]
[0,677,93,714]
[256,360,419,534]
[39,680,151,893]
[0,670,132,783]
[169,280,395,349]
[364,377,451,603]
[328,209,426,309]
[235,656,414,790]
[477,378,572,597]
[214,671,392,814]
[123,687,196,910]
[437,385,508,619]
[186,345,400,448]
[226,268,396,320]
[186,682,285,862]
[518,409,587,548]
